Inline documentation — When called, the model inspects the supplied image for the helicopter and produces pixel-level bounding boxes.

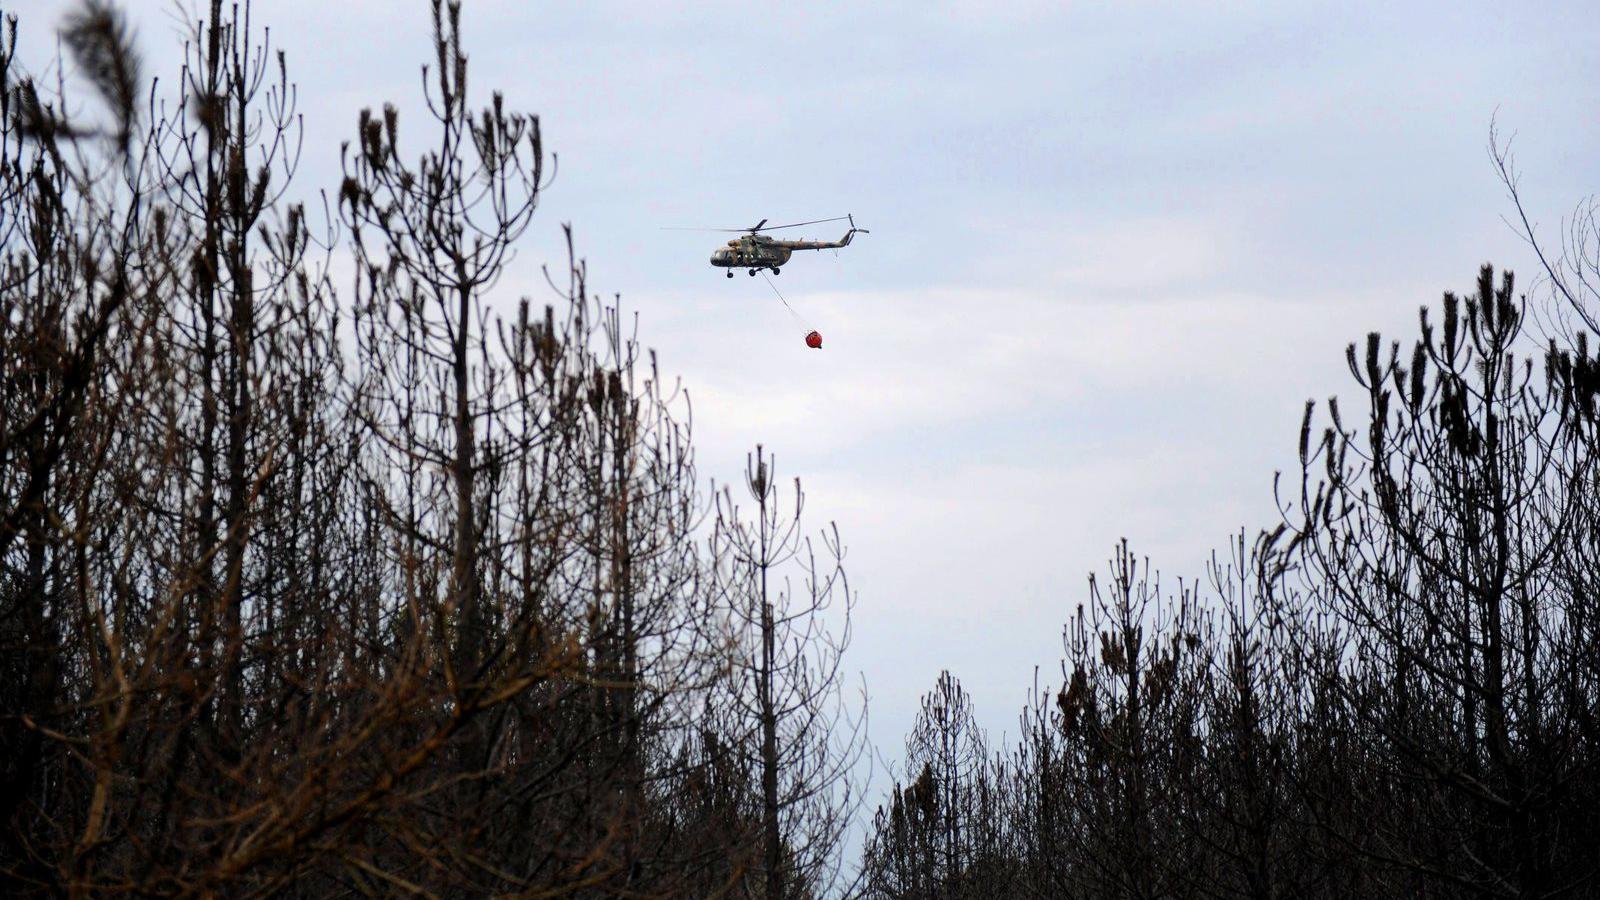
[697,215,869,277]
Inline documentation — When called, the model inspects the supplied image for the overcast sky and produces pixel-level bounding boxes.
[19,0,1600,846]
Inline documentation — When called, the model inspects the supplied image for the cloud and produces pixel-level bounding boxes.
[633,272,1411,471]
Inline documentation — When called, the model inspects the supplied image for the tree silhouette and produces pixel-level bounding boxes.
[0,1,851,894]
[707,446,868,898]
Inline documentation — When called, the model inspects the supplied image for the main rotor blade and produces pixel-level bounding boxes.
[755,215,851,232]
[663,215,854,233]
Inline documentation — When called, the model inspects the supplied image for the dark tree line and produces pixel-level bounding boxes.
[0,2,864,895]
[860,255,1600,892]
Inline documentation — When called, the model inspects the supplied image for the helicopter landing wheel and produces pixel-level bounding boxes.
[771,267,781,275]
[726,271,734,278]
[748,269,758,276]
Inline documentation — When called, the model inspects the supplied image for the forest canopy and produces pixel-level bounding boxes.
[0,1,863,894]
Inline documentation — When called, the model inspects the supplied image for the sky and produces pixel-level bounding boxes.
[17,0,1600,858]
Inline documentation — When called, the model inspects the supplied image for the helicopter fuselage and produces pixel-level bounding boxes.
[710,228,862,273]
[710,236,793,269]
